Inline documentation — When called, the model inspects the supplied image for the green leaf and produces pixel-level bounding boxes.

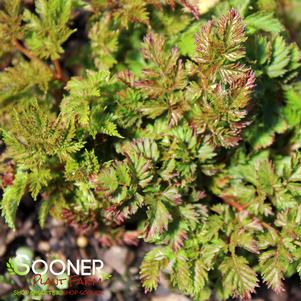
[38,195,55,229]
[283,83,301,127]
[28,168,52,200]
[115,162,131,186]
[140,247,169,292]
[229,0,250,16]
[162,187,182,204]
[257,160,278,196]
[1,170,28,230]
[171,250,193,294]
[97,271,112,282]
[90,105,123,138]
[177,22,198,57]
[201,240,226,268]
[89,19,119,70]
[0,0,23,56]
[66,70,110,98]
[0,60,52,98]
[245,12,284,34]
[113,0,149,29]
[145,199,172,240]
[6,258,17,275]
[259,250,287,294]
[253,36,271,65]
[98,167,118,193]
[4,99,85,168]
[193,259,208,294]
[23,0,75,59]
[62,70,111,129]
[219,256,258,299]
[130,139,160,162]
[96,118,123,138]
[198,143,216,161]
[127,153,153,188]
[236,231,259,254]
[286,44,301,75]
[266,37,291,78]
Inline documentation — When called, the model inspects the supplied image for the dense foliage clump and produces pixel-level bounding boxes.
[0,0,301,300]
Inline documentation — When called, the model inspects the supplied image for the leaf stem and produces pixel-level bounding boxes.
[13,39,38,62]
[13,39,68,84]
[53,59,68,83]
[221,196,245,212]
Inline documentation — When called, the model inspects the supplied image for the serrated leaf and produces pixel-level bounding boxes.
[128,153,153,188]
[98,167,118,193]
[259,250,286,294]
[28,168,52,200]
[23,0,75,59]
[145,200,172,240]
[89,19,119,70]
[99,119,123,138]
[266,37,290,78]
[115,163,131,186]
[220,256,258,299]
[0,60,52,97]
[162,187,182,204]
[253,36,271,65]
[202,241,225,268]
[171,250,193,294]
[194,259,208,294]
[140,247,169,292]
[38,196,55,228]
[245,12,284,34]
[1,170,28,230]
[257,160,278,196]
[66,70,110,98]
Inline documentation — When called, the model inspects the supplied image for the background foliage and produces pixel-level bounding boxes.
[0,0,301,300]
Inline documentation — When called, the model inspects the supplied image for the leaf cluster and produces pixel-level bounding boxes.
[0,1,301,300]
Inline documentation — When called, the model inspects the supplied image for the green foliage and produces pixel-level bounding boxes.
[89,19,119,70]
[113,0,149,29]
[0,1,301,300]
[3,99,84,168]
[219,256,258,298]
[0,0,23,55]
[1,169,27,230]
[267,37,296,78]
[0,60,52,98]
[23,0,75,59]
[6,257,18,276]
[245,12,284,34]
[284,82,301,126]
[140,247,170,292]
[38,194,56,228]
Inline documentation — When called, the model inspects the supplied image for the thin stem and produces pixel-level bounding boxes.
[53,59,68,83]
[13,39,38,62]
[221,194,245,212]
[13,39,68,84]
